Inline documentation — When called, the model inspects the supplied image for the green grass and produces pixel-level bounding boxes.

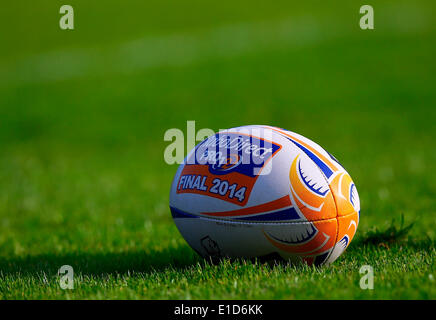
[0,220,434,299]
[0,0,435,299]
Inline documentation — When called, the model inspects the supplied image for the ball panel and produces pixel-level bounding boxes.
[172,214,338,266]
[288,153,337,221]
[325,211,359,264]
[264,125,343,179]
[264,218,337,259]
[172,216,273,259]
[170,127,290,215]
[329,171,360,217]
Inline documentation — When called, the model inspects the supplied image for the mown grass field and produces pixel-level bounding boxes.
[0,0,435,299]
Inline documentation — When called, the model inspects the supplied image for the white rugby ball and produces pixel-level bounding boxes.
[169,125,360,266]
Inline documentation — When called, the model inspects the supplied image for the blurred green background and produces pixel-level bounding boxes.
[0,0,434,299]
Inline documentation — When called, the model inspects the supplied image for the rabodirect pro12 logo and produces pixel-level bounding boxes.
[176,132,282,206]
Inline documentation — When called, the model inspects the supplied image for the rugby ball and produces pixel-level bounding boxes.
[169,125,360,266]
